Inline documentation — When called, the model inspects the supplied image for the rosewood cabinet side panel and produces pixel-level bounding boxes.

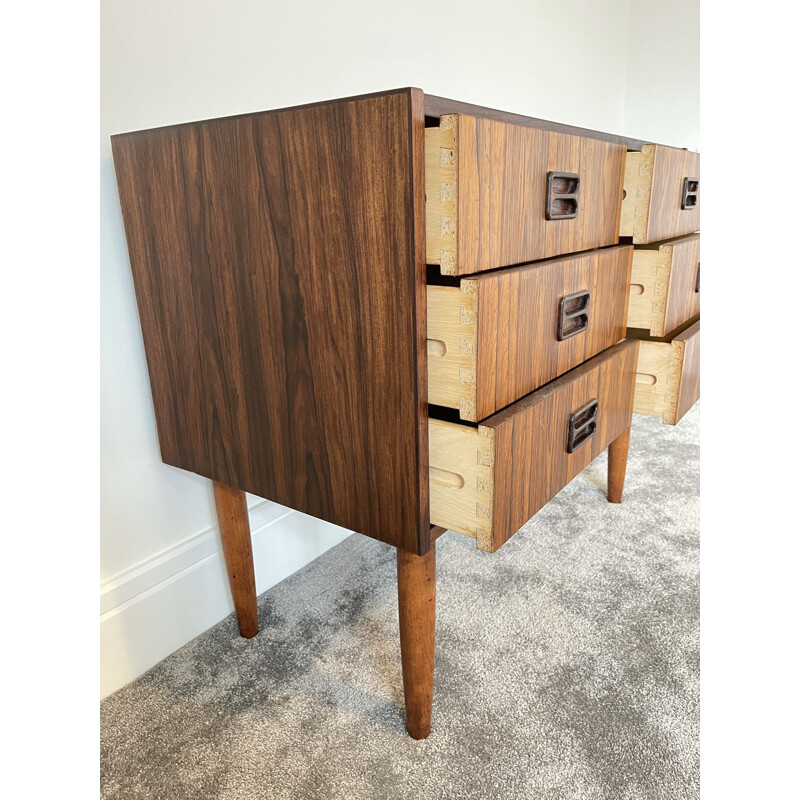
[112,89,430,554]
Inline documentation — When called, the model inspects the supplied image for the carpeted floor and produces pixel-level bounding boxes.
[101,405,700,800]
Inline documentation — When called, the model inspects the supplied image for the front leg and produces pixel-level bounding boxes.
[397,541,436,739]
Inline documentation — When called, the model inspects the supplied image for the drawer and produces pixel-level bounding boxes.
[620,145,700,243]
[425,114,627,275]
[632,319,700,425]
[628,234,700,336]
[428,245,632,421]
[429,340,638,552]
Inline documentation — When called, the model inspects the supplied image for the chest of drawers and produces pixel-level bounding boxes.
[112,88,700,738]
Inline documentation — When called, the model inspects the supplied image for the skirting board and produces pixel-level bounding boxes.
[100,501,352,698]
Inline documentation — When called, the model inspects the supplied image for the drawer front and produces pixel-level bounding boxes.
[628,234,700,336]
[426,114,627,275]
[633,319,700,424]
[620,145,700,244]
[429,340,638,552]
[428,246,632,421]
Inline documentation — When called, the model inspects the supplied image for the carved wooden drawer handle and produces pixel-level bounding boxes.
[567,399,598,453]
[682,177,699,209]
[546,171,580,220]
[557,290,591,340]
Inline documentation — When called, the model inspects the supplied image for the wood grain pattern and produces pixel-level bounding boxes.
[427,246,631,421]
[429,340,638,551]
[648,147,701,243]
[428,246,633,422]
[473,246,632,420]
[112,89,431,554]
[397,544,436,739]
[628,234,700,336]
[633,318,700,424]
[213,481,258,637]
[426,115,627,274]
[410,88,431,553]
[620,145,700,243]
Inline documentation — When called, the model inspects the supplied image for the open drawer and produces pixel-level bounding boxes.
[429,340,638,552]
[425,114,626,274]
[628,234,700,337]
[620,144,700,244]
[631,318,700,425]
[428,246,632,421]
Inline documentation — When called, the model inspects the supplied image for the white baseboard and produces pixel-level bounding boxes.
[100,501,352,699]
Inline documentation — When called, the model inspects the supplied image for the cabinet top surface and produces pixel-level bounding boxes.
[111,87,693,152]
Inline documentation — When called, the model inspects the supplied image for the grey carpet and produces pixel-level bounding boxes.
[101,405,700,800]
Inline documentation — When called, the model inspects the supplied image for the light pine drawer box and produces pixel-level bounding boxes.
[631,319,700,425]
[426,114,626,274]
[429,340,638,552]
[620,145,700,244]
[427,245,632,421]
[628,234,700,337]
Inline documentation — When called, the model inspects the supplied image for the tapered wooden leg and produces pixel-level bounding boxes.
[213,481,258,638]
[608,425,632,504]
[397,542,436,739]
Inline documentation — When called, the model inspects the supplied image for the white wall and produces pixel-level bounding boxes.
[100,0,698,698]
[624,0,700,149]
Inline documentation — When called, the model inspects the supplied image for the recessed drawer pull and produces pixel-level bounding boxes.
[545,171,580,220]
[681,177,699,209]
[695,262,700,293]
[427,339,447,357]
[567,399,598,454]
[429,466,465,489]
[557,290,591,340]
